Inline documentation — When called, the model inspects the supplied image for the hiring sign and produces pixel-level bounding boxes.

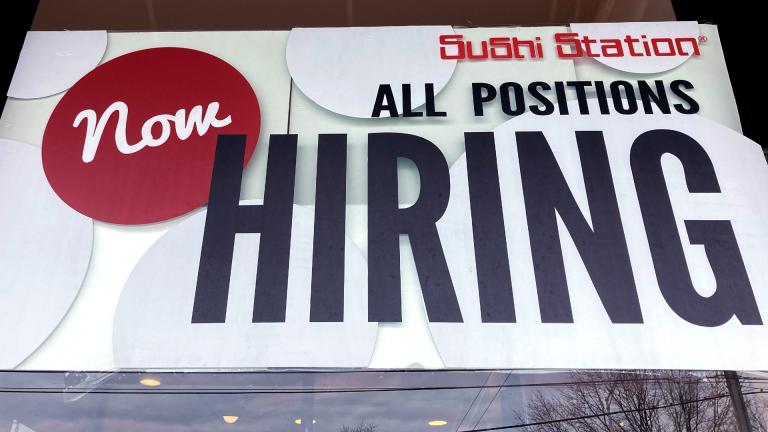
[1,22,767,370]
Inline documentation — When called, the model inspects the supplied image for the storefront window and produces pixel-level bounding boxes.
[2,1,766,431]
[3,370,766,431]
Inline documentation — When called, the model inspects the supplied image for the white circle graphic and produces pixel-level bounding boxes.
[8,31,108,99]
[113,202,376,368]
[0,139,93,368]
[287,26,457,118]
[569,22,700,74]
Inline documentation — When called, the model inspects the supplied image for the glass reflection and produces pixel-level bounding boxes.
[0,370,764,431]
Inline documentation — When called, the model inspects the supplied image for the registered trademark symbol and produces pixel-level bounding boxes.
[698,35,708,43]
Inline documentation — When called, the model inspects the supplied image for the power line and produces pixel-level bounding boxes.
[0,375,732,395]
[1,375,762,431]
[0,379,761,431]
[0,369,755,376]
[471,372,511,431]
[454,372,493,432]
[456,390,765,432]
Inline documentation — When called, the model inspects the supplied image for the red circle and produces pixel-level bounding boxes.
[43,47,260,224]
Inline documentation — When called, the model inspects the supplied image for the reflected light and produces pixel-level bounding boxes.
[428,420,448,426]
[223,416,239,424]
[294,419,317,425]
[139,376,161,387]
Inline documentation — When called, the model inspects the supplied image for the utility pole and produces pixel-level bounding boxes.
[725,370,753,432]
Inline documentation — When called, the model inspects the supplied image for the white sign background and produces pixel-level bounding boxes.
[2,25,765,371]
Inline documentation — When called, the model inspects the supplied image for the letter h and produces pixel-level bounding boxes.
[192,134,297,323]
